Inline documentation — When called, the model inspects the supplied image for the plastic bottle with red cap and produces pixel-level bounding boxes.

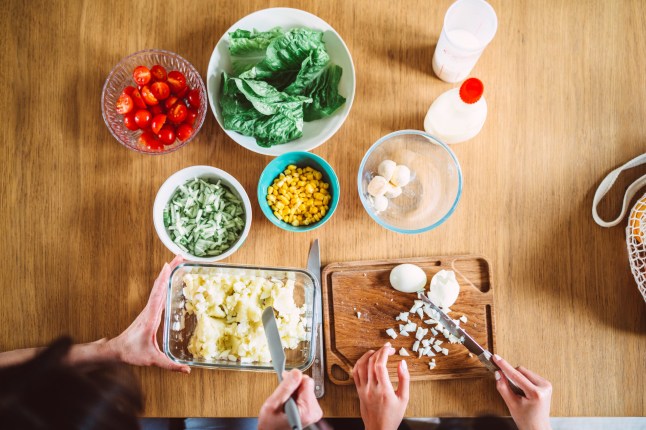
[423,77,487,144]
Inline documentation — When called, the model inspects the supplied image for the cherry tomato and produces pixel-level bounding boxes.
[187,89,201,108]
[151,114,167,134]
[176,124,194,142]
[168,102,188,124]
[141,85,159,106]
[151,81,170,101]
[175,85,189,98]
[123,86,136,96]
[123,113,138,130]
[150,65,168,82]
[133,66,152,86]
[134,109,152,129]
[167,71,187,94]
[116,93,134,114]
[130,88,147,109]
[164,96,179,109]
[139,131,163,151]
[184,108,198,126]
[150,105,163,116]
[157,125,176,145]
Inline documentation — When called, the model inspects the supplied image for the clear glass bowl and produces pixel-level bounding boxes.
[101,49,207,154]
[358,130,463,234]
[163,263,317,371]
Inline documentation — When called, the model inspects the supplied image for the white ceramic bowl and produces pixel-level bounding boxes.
[206,7,356,156]
[153,166,252,262]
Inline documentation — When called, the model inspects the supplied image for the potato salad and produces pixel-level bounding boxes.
[182,271,307,363]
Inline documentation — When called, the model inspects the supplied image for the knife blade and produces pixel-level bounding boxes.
[417,292,525,397]
[307,239,325,398]
[262,307,303,430]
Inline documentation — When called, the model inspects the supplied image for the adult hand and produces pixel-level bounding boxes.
[352,342,410,430]
[106,256,190,374]
[258,369,323,430]
[493,355,552,430]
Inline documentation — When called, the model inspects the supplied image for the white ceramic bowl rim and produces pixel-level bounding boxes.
[357,130,463,234]
[206,7,356,156]
[153,166,252,262]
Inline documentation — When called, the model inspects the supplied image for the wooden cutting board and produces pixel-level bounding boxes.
[322,255,496,385]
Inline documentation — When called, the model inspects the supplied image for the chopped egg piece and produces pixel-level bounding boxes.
[378,160,397,181]
[391,165,411,187]
[399,348,410,357]
[367,175,389,196]
[384,183,402,199]
[386,328,398,339]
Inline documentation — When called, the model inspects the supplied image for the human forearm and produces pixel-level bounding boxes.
[0,338,121,368]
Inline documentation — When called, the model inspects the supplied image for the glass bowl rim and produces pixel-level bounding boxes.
[101,48,208,155]
[357,129,463,234]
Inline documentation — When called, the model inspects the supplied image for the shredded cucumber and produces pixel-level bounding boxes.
[163,178,246,257]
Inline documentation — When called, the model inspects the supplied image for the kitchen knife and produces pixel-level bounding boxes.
[307,239,325,398]
[417,292,526,397]
[262,307,303,430]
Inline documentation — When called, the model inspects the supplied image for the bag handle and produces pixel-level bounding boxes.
[592,153,646,227]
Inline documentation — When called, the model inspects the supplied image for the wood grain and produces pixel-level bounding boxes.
[322,256,495,385]
[1,0,645,418]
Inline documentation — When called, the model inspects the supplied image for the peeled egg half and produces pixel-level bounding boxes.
[390,264,427,293]
[428,270,460,309]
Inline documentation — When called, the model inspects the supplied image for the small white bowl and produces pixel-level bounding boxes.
[153,166,252,262]
[206,7,356,156]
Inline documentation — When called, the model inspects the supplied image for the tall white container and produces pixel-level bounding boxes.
[432,0,498,83]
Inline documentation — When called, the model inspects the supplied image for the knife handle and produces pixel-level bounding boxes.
[312,323,325,398]
[284,397,302,430]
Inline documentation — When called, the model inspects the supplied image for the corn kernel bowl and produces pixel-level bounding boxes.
[257,152,340,232]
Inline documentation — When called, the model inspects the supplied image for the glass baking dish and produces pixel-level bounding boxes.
[163,263,317,371]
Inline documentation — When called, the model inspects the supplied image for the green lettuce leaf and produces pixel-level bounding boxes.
[228,27,284,56]
[220,73,311,147]
[239,28,325,82]
[302,64,346,121]
[229,28,284,75]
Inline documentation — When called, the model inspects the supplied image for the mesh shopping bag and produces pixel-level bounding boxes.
[593,154,646,303]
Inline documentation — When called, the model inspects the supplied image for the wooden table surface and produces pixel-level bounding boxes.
[1,0,645,418]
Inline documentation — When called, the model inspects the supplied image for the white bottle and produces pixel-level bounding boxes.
[423,78,487,144]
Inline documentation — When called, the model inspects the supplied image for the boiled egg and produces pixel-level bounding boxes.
[389,264,427,293]
[428,270,460,309]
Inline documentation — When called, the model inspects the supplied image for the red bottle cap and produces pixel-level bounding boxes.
[459,78,484,104]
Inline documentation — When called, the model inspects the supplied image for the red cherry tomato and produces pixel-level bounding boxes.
[133,66,152,86]
[184,108,198,126]
[164,96,179,109]
[151,81,170,101]
[157,125,176,145]
[130,88,147,109]
[123,86,136,96]
[150,105,163,116]
[134,109,152,129]
[139,131,163,151]
[150,65,168,82]
[151,114,167,134]
[123,113,138,130]
[175,85,189,98]
[116,93,134,114]
[187,89,201,108]
[168,102,188,124]
[167,71,187,94]
[176,124,194,142]
[141,85,159,106]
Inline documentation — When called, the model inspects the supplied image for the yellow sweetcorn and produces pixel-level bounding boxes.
[267,165,331,225]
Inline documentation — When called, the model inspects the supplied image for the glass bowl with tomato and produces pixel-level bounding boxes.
[102,49,207,154]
